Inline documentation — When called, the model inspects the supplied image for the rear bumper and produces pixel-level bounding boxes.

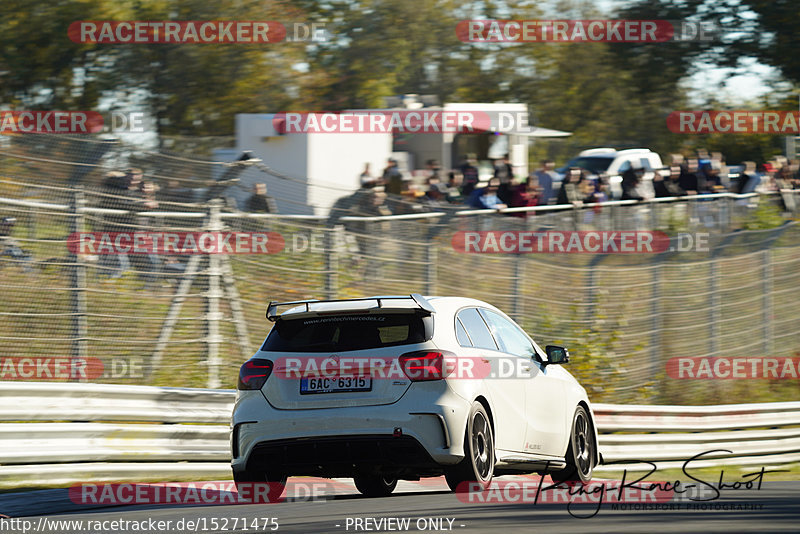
[231,387,470,476]
[238,435,440,478]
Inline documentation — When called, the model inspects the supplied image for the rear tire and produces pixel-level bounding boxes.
[233,468,288,502]
[446,403,494,493]
[353,475,397,497]
[553,405,594,483]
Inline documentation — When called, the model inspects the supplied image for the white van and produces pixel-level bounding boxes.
[557,148,667,199]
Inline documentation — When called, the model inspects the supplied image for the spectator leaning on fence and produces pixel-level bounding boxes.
[468,177,507,210]
[533,160,557,205]
[654,166,687,198]
[557,167,585,207]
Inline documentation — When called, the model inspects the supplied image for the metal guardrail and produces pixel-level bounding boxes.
[1,189,797,220]
[0,383,798,487]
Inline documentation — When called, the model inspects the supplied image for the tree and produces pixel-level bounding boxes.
[0,0,111,109]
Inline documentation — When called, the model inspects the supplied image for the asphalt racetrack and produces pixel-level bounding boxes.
[3,477,799,533]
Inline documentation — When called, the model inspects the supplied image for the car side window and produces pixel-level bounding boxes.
[479,309,537,359]
[455,317,472,347]
[456,308,498,350]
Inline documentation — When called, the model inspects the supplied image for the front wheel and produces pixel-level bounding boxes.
[553,405,595,483]
[353,475,397,497]
[446,403,494,492]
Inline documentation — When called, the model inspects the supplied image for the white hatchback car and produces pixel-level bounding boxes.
[231,295,599,497]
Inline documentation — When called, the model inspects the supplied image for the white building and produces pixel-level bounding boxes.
[232,113,392,216]
[232,102,570,215]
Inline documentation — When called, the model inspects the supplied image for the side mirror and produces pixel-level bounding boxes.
[545,345,569,366]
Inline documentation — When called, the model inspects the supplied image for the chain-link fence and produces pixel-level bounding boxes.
[2,183,799,405]
[1,135,799,405]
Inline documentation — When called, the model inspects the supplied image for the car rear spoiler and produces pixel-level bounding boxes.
[266,294,435,322]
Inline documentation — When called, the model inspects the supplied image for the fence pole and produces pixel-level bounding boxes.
[206,200,223,388]
[324,227,338,300]
[709,256,719,358]
[69,190,88,382]
[424,228,438,296]
[650,258,662,375]
[762,248,773,356]
[511,253,523,321]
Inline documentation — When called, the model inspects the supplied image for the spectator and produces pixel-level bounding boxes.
[96,170,139,278]
[468,178,507,210]
[583,175,609,205]
[359,163,374,187]
[422,180,448,208]
[161,179,194,204]
[459,154,480,197]
[509,176,539,217]
[533,160,557,205]
[353,179,391,218]
[0,217,33,272]
[733,162,759,194]
[654,166,687,198]
[776,165,797,212]
[382,158,403,194]
[246,183,278,213]
[755,163,777,193]
[426,159,442,182]
[679,159,700,195]
[351,179,391,260]
[444,171,464,204]
[557,167,585,206]
[494,155,513,183]
[497,180,515,207]
[620,167,644,201]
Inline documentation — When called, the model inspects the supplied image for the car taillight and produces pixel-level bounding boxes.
[399,351,454,382]
[238,358,273,390]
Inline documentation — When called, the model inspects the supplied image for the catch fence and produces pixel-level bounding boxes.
[1,180,799,405]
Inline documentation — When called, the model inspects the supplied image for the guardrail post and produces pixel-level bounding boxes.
[69,189,88,382]
[206,200,223,389]
[324,228,338,300]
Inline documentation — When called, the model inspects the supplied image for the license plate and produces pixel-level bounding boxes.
[300,376,372,394]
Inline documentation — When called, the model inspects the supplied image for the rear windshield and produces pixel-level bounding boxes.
[261,313,432,352]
